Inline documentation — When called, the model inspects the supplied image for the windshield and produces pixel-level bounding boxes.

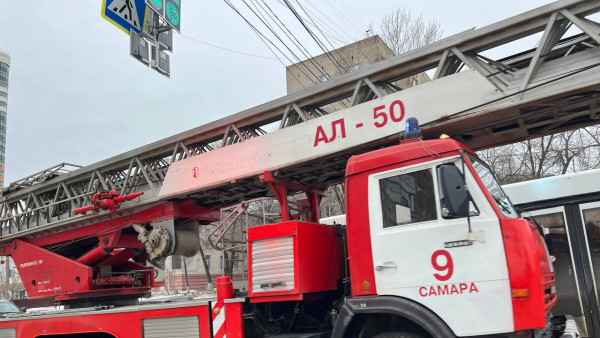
[467,154,519,218]
[0,301,21,314]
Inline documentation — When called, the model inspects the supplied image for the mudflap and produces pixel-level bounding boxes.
[551,315,580,338]
[534,314,579,338]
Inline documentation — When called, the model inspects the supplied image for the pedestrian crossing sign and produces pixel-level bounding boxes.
[102,0,148,35]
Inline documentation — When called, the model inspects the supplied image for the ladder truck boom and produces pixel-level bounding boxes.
[0,0,595,336]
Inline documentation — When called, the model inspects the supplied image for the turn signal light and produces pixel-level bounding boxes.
[361,280,371,291]
[512,288,529,299]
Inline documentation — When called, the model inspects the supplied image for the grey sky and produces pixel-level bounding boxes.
[0,0,551,184]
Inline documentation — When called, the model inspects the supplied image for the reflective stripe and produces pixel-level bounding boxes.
[212,300,226,338]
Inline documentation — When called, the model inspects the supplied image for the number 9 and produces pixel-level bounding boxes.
[431,250,454,281]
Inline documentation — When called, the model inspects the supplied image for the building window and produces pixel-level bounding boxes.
[379,169,436,228]
[319,74,330,83]
[348,64,360,72]
[204,254,211,271]
[172,255,182,270]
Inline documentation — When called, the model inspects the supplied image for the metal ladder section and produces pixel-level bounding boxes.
[1,0,600,241]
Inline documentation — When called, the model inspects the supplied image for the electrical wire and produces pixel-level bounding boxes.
[293,0,352,69]
[303,0,351,44]
[325,0,366,37]
[320,0,363,38]
[227,0,318,84]
[179,34,279,60]
[274,0,350,45]
[222,0,315,87]
[256,0,329,78]
[282,0,346,74]
[244,0,328,80]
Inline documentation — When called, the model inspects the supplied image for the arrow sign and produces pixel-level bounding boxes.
[102,0,148,34]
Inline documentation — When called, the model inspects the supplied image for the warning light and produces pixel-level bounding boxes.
[405,117,422,139]
[440,134,450,139]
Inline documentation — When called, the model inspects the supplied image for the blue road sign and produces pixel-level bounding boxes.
[102,0,148,35]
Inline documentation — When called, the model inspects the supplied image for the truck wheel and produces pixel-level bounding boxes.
[373,333,424,338]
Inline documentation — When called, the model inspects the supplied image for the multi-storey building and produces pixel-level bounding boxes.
[285,35,429,94]
[0,52,9,188]
[285,36,396,94]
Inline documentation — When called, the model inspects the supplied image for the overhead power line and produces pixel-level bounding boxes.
[222,0,316,87]
[274,0,350,45]
[179,35,280,60]
[293,0,352,69]
[303,0,352,44]
[256,0,329,77]
[282,0,346,74]
[241,0,327,80]
[321,0,363,38]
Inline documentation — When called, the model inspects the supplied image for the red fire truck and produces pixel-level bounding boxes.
[0,0,597,336]
[0,126,575,338]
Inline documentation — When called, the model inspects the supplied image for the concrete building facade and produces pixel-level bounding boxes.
[286,35,396,94]
[0,52,9,188]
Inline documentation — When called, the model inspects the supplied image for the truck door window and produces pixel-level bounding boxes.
[379,169,436,228]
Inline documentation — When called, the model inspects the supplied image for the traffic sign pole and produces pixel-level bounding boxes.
[104,0,175,77]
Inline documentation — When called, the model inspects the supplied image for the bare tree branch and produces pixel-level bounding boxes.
[378,8,443,55]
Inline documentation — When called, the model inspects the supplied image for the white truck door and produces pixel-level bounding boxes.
[368,157,513,336]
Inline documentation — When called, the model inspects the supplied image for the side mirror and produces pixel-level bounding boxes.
[438,164,469,218]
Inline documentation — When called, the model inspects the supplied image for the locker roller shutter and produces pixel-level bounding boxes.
[0,328,15,338]
[143,315,200,338]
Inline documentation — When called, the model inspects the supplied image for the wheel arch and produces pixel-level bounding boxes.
[331,296,456,338]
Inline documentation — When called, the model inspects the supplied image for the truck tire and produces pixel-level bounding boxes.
[373,333,424,338]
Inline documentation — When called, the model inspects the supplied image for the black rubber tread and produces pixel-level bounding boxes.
[373,332,424,338]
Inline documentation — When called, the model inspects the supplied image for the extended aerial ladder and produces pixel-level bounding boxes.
[1,0,600,305]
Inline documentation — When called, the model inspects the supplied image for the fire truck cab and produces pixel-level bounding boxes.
[329,138,558,337]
